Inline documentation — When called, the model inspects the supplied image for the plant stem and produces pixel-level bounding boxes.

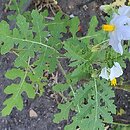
[103,121,130,127]
[57,60,80,113]
[79,34,98,40]
[93,78,98,130]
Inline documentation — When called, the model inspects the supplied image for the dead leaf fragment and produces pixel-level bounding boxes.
[117,108,126,116]
[112,0,126,6]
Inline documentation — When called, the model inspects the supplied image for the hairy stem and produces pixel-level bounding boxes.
[57,60,80,113]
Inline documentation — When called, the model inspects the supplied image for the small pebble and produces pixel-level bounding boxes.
[68,5,74,9]
[125,94,128,97]
[123,102,125,105]
[69,14,75,18]
[29,109,38,118]
[83,5,88,11]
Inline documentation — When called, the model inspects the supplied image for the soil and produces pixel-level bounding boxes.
[0,0,130,130]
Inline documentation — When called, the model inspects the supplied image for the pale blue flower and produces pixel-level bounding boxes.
[99,62,123,81]
[99,67,109,80]
[109,62,123,80]
[118,5,130,17]
[103,6,130,55]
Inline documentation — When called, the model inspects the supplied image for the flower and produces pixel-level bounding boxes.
[99,62,123,86]
[102,6,130,55]
[118,5,130,17]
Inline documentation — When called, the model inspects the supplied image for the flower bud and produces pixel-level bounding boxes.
[100,5,112,13]
[91,44,101,52]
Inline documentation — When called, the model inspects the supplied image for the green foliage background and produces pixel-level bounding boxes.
[1,1,130,130]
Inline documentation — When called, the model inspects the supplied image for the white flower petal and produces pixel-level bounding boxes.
[109,33,123,55]
[110,13,119,25]
[119,26,130,40]
[111,15,130,27]
[118,5,130,17]
[99,67,109,80]
[107,8,130,55]
[109,62,123,80]
[118,16,130,27]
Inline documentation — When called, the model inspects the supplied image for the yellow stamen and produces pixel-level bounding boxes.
[102,24,115,32]
[111,78,117,86]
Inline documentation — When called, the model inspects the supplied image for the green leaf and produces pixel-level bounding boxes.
[9,0,28,13]
[1,9,70,115]
[31,10,45,43]
[5,68,24,79]
[88,16,98,36]
[54,79,116,130]
[53,102,73,123]
[2,69,35,116]
[0,21,14,54]
[64,38,91,80]
[69,17,79,36]
[48,12,69,38]
[84,16,106,46]
[53,83,69,92]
